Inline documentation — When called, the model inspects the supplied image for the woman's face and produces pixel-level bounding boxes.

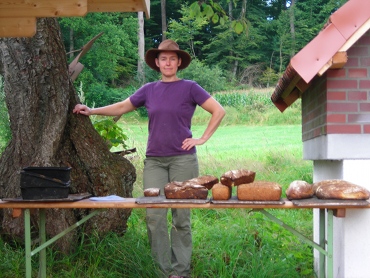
[155,51,182,78]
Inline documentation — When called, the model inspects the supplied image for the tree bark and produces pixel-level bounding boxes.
[161,0,167,41]
[0,18,136,253]
[137,11,145,84]
[289,0,296,57]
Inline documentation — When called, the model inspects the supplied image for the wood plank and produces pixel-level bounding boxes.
[280,74,301,99]
[283,88,300,107]
[0,17,36,37]
[318,51,348,76]
[88,0,150,18]
[333,208,346,218]
[330,51,347,69]
[0,0,88,17]
[1,197,369,209]
[295,78,310,93]
[12,208,22,218]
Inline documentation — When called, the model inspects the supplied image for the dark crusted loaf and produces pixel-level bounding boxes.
[164,181,208,199]
[220,169,256,186]
[185,175,219,190]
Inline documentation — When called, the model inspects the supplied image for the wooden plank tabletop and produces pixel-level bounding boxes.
[0,195,369,209]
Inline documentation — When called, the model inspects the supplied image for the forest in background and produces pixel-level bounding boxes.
[58,0,347,108]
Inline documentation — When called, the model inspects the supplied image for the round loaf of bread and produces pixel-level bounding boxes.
[314,179,370,200]
[212,183,232,200]
[285,180,314,200]
[144,188,160,197]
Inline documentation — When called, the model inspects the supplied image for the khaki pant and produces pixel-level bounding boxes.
[143,154,199,277]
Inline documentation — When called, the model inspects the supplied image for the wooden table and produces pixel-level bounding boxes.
[1,195,369,278]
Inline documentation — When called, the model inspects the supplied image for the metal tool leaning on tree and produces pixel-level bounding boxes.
[73,39,225,278]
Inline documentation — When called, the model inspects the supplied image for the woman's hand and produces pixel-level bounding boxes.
[73,104,92,116]
[182,137,207,151]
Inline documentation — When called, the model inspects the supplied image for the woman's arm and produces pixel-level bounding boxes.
[73,98,136,117]
[182,97,225,151]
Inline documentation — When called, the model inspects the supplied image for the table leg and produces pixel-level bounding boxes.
[24,209,32,278]
[319,208,325,278]
[39,209,46,278]
[327,209,334,278]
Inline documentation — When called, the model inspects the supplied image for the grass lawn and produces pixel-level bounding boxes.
[0,111,315,277]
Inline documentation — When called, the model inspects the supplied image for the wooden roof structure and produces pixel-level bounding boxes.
[0,0,150,38]
[271,0,370,112]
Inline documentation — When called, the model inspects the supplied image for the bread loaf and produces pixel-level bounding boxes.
[285,180,314,200]
[237,181,282,201]
[164,181,208,199]
[185,175,219,190]
[220,169,256,186]
[144,188,160,197]
[314,179,370,200]
[211,183,232,200]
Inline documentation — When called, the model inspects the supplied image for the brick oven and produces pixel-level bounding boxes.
[271,1,370,277]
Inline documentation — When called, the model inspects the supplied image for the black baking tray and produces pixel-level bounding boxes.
[22,166,71,183]
[2,193,91,202]
[21,185,70,200]
[20,171,70,188]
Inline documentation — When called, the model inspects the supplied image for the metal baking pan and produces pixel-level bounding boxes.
[2,193,91,202]
[292,196,370,207]
[136,195,210,204]
[211,196,285,205]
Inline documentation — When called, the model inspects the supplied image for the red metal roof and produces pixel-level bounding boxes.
[271,0,370,112]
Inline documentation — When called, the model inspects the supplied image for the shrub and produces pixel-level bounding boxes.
[84,83,128,107]
[178,59,227,93]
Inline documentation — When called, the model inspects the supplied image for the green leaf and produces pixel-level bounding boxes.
[234,21,244,34]
[212,13,219,24]
[203,5,214,19]
[189,2,201,17]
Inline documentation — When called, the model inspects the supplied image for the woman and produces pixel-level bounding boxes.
[73,39,225,278]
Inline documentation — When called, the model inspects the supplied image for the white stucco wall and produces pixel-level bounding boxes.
[313,160,370,278]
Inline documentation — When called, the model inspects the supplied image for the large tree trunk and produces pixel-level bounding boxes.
[0,18,136,253]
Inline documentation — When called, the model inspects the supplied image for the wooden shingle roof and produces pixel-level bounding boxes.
[271,0,370,112]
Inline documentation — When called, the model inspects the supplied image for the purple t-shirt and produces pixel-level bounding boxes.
[130,79,211,157]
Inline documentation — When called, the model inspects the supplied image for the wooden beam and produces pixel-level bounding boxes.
[333,208,346,218]
[283,88,300,107]
[330,51,347,69]
[0,17,36,37]
[318,51,348,76]
[280,74,301,99]
[88,0,150,18]
[0,0,88,17]
[295,78,310,93]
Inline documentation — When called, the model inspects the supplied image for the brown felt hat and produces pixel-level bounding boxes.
[145,39,191,72]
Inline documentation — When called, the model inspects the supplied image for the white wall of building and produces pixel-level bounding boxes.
[313,159,370,278]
